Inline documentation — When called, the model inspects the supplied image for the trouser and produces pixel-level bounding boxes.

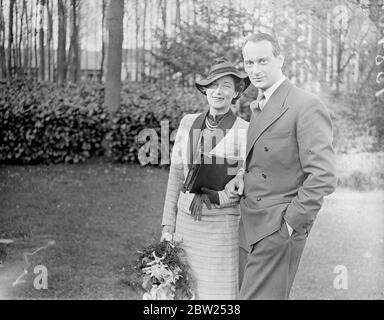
[238,220,307,300]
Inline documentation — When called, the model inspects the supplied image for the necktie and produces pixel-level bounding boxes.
[247,90,265,144]
[250,91,265,117]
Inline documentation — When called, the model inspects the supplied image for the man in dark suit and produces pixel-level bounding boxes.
[227,32,337,299]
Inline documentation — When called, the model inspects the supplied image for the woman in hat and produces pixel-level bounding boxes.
[161,58,250,299]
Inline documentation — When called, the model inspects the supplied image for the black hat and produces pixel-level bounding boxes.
[195,58,251,101]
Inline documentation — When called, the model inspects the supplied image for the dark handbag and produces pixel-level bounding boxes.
[182,154,243,194]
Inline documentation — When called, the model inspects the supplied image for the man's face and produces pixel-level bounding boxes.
[242,40,284,91]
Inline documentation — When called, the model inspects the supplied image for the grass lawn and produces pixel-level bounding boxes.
[0,159,383,300]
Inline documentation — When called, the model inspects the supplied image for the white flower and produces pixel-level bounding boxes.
[138,242,194,300]
[142,284,175,300]
[162,232,173,242]
[143,292,152,300]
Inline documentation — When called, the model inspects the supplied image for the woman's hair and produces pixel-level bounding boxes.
[231,75,246,104]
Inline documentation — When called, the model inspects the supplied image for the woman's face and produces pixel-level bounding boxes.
[205,75,237,113]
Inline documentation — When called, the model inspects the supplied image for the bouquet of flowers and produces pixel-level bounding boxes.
[130,233,195,300]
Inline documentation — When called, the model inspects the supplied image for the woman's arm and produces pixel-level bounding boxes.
[161,116,188,230]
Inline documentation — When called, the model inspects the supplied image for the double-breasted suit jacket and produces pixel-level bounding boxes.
[239,79,338,248]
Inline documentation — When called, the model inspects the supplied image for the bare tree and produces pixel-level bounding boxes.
[104,0,124,114]
[57,0,67,84]
[46,0,53,81]
[160,0,167,80]
[68,0,80,83]
[38,0,45,81]
[14,0,18,73]
[192,0,197,26]
[99,0,107,83]
[141,0,147,81]
[0,0,7,78]
[27,0,33,76]
[175,0,181,34]
[8,0,15,77]
[34,1,38,77]
[18,0,27,76]
[148,1,154,81]
[134,0,140,81]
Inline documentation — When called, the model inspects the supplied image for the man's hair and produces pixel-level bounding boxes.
[242,32,281,57]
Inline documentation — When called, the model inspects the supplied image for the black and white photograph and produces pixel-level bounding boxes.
[0,0,383,303]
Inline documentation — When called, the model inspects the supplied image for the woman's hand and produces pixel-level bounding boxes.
[160,225,175,241]
[189,194,203,221]
[200,187,220,206]
[189,189,220,221]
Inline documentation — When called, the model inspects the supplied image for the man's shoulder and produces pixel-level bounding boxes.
[287,84,325,111]
[289,84,320,102]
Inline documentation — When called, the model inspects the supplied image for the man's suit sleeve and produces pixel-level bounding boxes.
[284,99,337,234]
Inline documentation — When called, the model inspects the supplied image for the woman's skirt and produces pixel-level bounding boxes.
[174,207,240,300]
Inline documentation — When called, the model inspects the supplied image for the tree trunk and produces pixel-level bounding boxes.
[192,0,197,26]
[306,13,313,89]
[336,29,342,93]
[38,0,45,81]
[57,0,67,84]
[8,0,15,77]
[175,0,181,34]
[104,0,124,114]
[68,0,80,83]
[291,6,297,84]
[99,0,106,83]
[46,0,53,81]
[14,0,18,74]
[141,0,147,81]
[326,12,332,86]
[134,0,140,82]
[320,12,327,84]
[18,0,26,77]
[148,0,153,81]
[161,0,167,81]
[34,2,38,78]
[14,0,18,75]
[0,0,7,78]
[27,0,33,76]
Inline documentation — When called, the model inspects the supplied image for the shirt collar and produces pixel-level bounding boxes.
[206,109,231,126]
[259,75,286,110]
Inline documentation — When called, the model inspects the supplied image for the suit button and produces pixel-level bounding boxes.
[262,173,267,179]
[264,147,269,152]
[256,197,261,201]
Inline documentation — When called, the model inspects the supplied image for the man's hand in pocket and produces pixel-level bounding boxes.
[285,221,293,236]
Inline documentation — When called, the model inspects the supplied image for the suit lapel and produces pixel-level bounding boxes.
[246,79,293,159]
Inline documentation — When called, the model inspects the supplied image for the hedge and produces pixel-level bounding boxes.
[0,79,218,165]
[1,79,109,164]
[1,79,379,165]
